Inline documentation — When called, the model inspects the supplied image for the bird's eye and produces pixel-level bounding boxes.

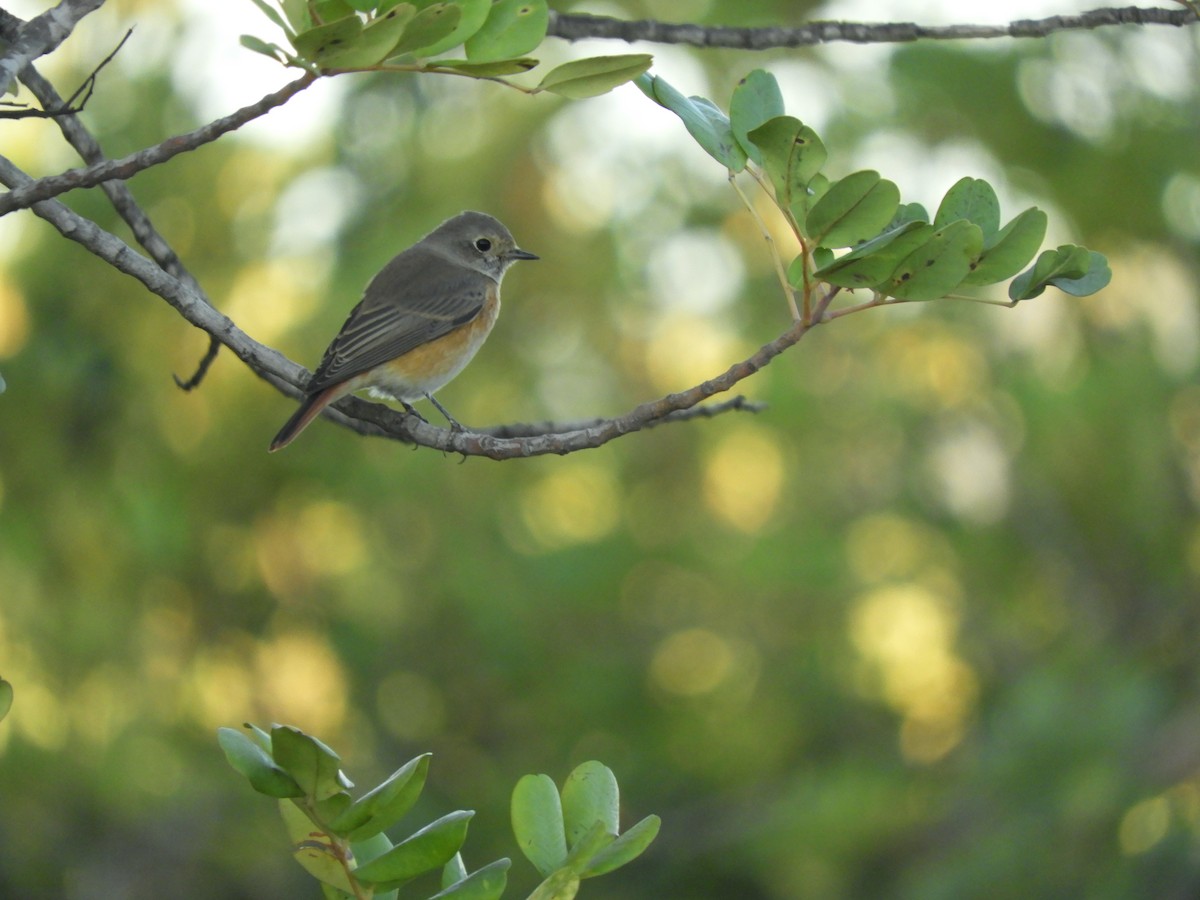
[474,238,492,252]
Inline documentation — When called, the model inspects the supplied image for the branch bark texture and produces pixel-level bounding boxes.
[0,0,104,96]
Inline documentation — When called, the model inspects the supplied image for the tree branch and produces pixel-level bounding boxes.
[0,0,105,96]
[0,70,317,216]
[546,5,1198,50]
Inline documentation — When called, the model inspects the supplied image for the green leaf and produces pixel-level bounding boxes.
[0,677,12,722]
[814,221,934,289]
[312,0,356,22]
[810,247,834,274]
[271,725,345,801]
[934,176,1000,239]
[240,34,288,63]
[1009,246,1110,300]
[635,72,746,170]
[538,54,653,100]
[443,852,469,888]
[464,0,548,62]
[729,69,784,165]
[218,727,304,798]
[884,220,984,301]
[527,868,581,900]
[389,2,462,57]
[580,814,660,878]
[250,0,294,36]
[805,170,900,248]
[407,0,491,57]
[353,810,474,889]
[891,202,930,227]
[292,15,363,63]
[330,753,431,841]
[280,0,311,32]
[746,115,826,209]
[319,4,416,68]
[962,207,1048,286]
[512,773,568,876]
[560,820,614,872]
[560,762,619,849]
[432,57,539,76]
[429,858,512,900]
[278,800,356,893]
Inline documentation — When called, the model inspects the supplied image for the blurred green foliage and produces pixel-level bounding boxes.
[1,2,1200,898]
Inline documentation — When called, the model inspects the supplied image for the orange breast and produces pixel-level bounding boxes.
[353,287,501,402]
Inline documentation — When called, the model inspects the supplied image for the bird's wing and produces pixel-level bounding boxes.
[306,254,489,392]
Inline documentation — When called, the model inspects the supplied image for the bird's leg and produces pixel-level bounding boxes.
[400,400,429,424]
[425,392,465,431]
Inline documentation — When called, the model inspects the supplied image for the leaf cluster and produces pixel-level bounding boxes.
[242,0,652,98]
[219,725,656,899]
[636,69,1111,317]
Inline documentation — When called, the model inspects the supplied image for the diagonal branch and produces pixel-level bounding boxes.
[0,0,105,96]
[0,70,316,216]
[0,152,767,459]
[546,5,1198,50]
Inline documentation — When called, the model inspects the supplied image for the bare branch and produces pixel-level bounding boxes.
[546,5,1198,50]
[0,0,104,96]
[0,152,767,458]
[0,71,317,216]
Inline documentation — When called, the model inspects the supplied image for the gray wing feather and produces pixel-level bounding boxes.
[306,251,489,392]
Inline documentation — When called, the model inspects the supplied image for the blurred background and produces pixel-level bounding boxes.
[2,0,1199,897]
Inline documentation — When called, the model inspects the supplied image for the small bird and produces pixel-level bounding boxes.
[269,211,537,451]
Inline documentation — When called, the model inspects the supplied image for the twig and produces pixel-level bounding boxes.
[0,0,105,97]
[0,71,317,216]
[546,5,1199,50]
[0,27,130,120]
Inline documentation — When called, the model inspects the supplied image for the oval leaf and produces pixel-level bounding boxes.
[1049,250,1111,296]
[354,810,475,888]
[560,762,619,849]
[1009,244,1092,300]
[806,171,900,248]
[407,0,490,57]
[962,207,1048,286]
[240,34,287,63]
[331,753,431,841]
[729,69,784,164]
[464,0,548,62]
[539,53,653,100]
[321,4,416,68]
[815,221,935,289]
[580,814,660,878]
[277,799,357,893]
[934,176,1000,238]
[430,858,512,900]
[433,57,539,76]
[218,727,304,798]
[291,15,363,63]
[512,773,567,877]
[746,115,826,209]
[390,2,462,57]
[271,725,344,801]
[885,220,984,301]
[636,72,745,171]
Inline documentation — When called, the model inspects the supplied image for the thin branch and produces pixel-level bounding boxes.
[0,71,317,216]
[0,0,104,97]
[0,153,766,458]
[546,6,1198,50]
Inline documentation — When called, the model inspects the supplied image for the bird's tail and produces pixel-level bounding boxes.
[268,386,338,452]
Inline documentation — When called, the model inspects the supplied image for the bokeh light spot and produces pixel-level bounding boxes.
[651,628,735,697]
[703,425,785,533]
[519,462,620,551]
[376,671,446,742]
[1119,795,1171,855]
[0,277,30,357]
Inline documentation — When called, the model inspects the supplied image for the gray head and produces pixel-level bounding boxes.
[422,210,538,281]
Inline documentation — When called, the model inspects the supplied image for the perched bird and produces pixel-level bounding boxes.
[269,211,537,451]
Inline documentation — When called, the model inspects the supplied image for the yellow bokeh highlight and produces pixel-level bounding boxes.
[1119,795,1171,855]
[878,327,988,410]
[650,628,735,697]
[519,462,620,551]
[255,499,367,598]
[845,513,943,584]
[224,258,324,347]
[254,631,348,735]
[0,276,30,357]
[703,425,785,533]
[376,671,446,742]
[642,313,743,393]
[850,583,977,763]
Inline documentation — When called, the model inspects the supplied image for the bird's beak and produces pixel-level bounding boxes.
[508,248,539,261]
